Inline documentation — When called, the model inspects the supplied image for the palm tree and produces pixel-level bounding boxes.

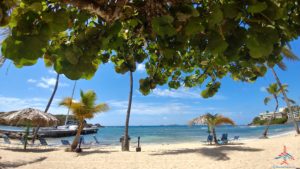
[60,90,109,151]
[189,113,235,145]
[32,72,60,143]
[262,83,285,138]
[122,71,133,151]
[269,46,300,134]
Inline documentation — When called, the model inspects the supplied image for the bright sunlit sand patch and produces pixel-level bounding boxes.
[0,133,299,169]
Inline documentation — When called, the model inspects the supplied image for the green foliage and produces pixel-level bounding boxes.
[251,116,287,125]
[1,0,300,98]
[271,116,288,125]
[247,2,267,14]
[252,117,267,125]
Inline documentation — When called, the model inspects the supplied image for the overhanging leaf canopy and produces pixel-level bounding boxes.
[1,0,300,98]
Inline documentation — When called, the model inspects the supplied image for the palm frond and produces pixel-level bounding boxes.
[281,46,300,61]
[81,90,97,108]
[288,98,296,105]
[215,116,235,126]
[277,61,287,71]
[60,90,108,120]
[59,97,73,107]
[189,113,235,127]
[94,103,109,112]
[264,97,271,105]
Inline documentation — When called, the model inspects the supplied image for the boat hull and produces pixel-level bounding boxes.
[0,127,99,138]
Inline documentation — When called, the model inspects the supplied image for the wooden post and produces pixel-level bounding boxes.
[136,136,141,152]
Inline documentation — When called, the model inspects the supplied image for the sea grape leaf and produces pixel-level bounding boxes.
[247,2,268,14]
[152,15,176,37]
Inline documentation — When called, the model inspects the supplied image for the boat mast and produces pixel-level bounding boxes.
[65,80,77,125]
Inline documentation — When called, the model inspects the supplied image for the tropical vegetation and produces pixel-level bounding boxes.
[189,113,235,145]
[251,116,288,126]
[59,90,109,151]
[261,83,295,138]
[1,0,300,143]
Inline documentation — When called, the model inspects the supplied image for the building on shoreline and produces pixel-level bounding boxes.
[280,106,300,121]
[259,106,300,121]
[259,111,284,120]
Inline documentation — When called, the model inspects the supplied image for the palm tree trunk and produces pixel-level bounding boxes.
[271,68,300,134]
[212,127,218,145]
[71,120,84,151]
[262,96,279,138]
[122,71,133,151]
[32,73,60,143]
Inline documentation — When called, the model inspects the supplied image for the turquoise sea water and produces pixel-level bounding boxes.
[1,123,299,146]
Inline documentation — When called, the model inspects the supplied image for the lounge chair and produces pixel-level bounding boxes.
[207,135,213,144]
[61,140,71,146]
[3,134,11,144]
[93,135,100,144]
[39,138,48,146]
[218,133,228,144]
[230,136,239,143]
[201,135,213,144]
[1,134,12,148]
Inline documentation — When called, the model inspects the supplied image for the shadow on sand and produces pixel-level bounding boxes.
[0,157,47,169]
[150,145,263,161]
[2,148,58,153]
[76,149,118,156]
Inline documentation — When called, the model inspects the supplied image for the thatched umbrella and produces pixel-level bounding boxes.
[0,108,59,150]
[0,108,58,127]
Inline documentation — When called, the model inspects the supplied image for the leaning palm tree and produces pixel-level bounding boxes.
[60,90,109,151]
[189,113,235,145]
[268,46,300,134]
[262,83,285,138]
[263,83,296,138]
[32,72,60,143]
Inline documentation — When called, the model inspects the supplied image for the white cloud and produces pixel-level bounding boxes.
[48,70,57,75]
[260,86,267,92]
[27,77,69,89]
[152,88,199,99]
[149,88,226,100]
[108,100,217,116]
[27,79,37,83]
[0,96,67,114]
[137,64,146,72]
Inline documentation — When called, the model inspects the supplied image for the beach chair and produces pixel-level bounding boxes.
[61,139,71,146]
[38,137,53,149]
[219,133,228,144]
[93,135,100,144]
[3,134,11,144]
[1,134,12,148]
[207,135,213,145]
[230,136,239,143]
[39,138,48,146]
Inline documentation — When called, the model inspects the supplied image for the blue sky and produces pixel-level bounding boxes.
[0,40,299,126]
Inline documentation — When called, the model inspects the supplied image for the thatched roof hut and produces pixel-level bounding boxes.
[0,108,59,127]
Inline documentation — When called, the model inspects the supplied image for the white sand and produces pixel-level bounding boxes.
[0,133,300,169]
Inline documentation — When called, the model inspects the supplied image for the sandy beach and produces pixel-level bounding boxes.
[0,133,299,169]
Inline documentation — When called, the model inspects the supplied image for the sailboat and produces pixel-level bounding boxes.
[50,81,100,137]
